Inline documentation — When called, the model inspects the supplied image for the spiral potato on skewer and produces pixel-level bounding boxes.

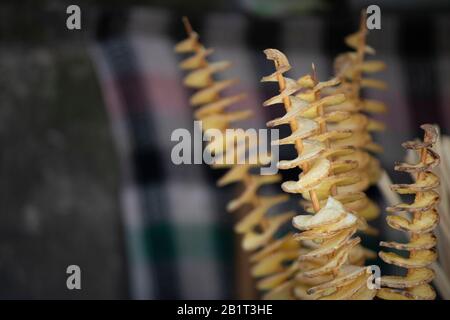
[175,19,301,299]
[262,48,377,300]
[377,124,440,300]
[324,13,387,223]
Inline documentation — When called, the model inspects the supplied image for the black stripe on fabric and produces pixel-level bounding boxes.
[399,15,442,137]
[97,9,181,299]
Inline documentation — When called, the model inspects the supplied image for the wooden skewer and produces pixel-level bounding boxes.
[273,60,321,213]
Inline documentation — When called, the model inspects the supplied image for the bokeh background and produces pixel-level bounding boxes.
[0,0,449,299]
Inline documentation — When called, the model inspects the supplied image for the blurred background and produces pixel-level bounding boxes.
[0,0,449,299]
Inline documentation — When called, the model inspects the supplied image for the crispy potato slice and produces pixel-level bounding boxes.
[174,32,199,52]
[362,99,386,113]
[380,233,436,251]
[242,212,294,251]
[331,131,371,149]
[391,171,439,194]
[179,47,214,70]
[251,249,299,277]
[386,209,439,234]
[394,148,440,173]
[336,150,370,170]
[377,284,436,300]
[361,78,387,90]
[350,285,377,300]
[235,195,289,233]
[307,265,367,294]
[293,197,347,230]
[360,60,386,73]
[250,234,298,262]
[272,118,318,145]
[263,77,301,106]
[263,280,295,300]
[367,118,385,131]
[402,124,438,149]
[183,61,231,88]
[379,249,437,269]
[256,262,297,290]
[302,172,360,200]
[298,227,355,260]
[380,268,435,289]
[228,175,281,212]
[282,158,331,194]
[266,96,310,126]
[355,199,380,221]
[299,237,360,277]
[195,93,246,118]
[312,130,353,143]
[336,173,369,194]
[318,273,369,300]
[294,214,358,241]
[190,79,238,106]
[331,160,358,175]
[277,140,326,169]
[349,244,377,265]
[201,110,253,132]
[302,192,366,213]
[328,114,368,132]
[386,190,439,213]
[345,32,375,54]
[293,284,327,300]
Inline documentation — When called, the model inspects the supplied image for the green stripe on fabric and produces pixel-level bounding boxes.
[143,222,233,261]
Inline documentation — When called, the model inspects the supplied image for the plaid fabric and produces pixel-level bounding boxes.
[91,7,450,299]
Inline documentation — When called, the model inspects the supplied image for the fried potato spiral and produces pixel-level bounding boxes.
[377,124,440,300]
[175,19,300,299]
[262,48,377,300]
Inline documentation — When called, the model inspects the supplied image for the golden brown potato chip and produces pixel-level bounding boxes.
[235,195,289,233]
[299,237,360,277]
[256,262,297,290]
[350,285,377,300]
[242,212,294,251]
[174,32,199,53]
[298,228,355,260]
[307,265,367,294]
[251,249,299,277]
[380,268,435,289]
[277,140,325,170]
[361,78,387,90]
[377,284,436,300]
[402,124,438,149]
[345,32,375,54]
[379,249,437,269]
[227,175,281,212]
[391,171,439,194]
[250,234,297,263]
[380,233,436,251]
[195,93,246,118]
[263,280,295,300]
[386,190,439,213]
[190,79,237,106]
[362,99,386,113]
[183,61,231,88]
[394,148,440,173]
[386,209,438,234]
[293,197,347,230]
[294,214,358,241]
[282,158,331,194]
[318,273,369,300]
